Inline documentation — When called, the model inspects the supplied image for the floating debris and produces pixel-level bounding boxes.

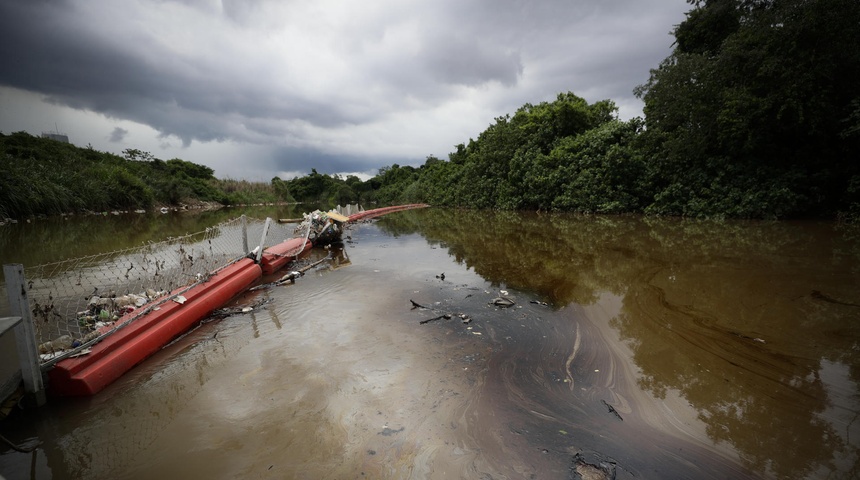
[47,289,168,359]
[490,296,515,308]
[249,255,332,291]
[601,399,623,421]
[412,299,475,326]
[209,298,272,319]
[38,335,73,355]
[78,292,159,328]
[378,426,405,437]
[295,210,348,246]
[570,451,618,480]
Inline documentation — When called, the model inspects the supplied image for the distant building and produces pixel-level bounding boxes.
[41,132,69,143]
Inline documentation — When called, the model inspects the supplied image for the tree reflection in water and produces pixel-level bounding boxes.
[378,208,860,479]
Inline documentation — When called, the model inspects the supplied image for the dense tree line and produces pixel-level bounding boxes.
[275,93,647,212]
[272,168,369,207]
[4,0,858,221]
[0,132,286,219]
[292,0,859,220]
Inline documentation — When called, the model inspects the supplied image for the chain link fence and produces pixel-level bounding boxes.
[1,205,362,475]
[11,205,364,368]
[22,215,297,366]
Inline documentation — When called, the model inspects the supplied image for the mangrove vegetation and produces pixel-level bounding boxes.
[361,0,860,220]
[2,0,858,221]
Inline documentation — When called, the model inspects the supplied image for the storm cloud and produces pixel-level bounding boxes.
[0,0,688,180]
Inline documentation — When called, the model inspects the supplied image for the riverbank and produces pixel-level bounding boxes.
[0,200,296,226]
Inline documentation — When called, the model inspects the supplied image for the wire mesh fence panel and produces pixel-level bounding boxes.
[16,208,364,366]
[251,218,291,250]
[23,216,266,364]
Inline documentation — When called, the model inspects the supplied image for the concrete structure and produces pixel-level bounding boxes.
[41,132,69,143]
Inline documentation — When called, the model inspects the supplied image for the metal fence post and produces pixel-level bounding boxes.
[3,264,47,406]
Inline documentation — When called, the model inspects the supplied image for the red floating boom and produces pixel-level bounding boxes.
[48,258,262,396]
[347,204,429,222]
[260,237,313,275]
[47,204,429,397]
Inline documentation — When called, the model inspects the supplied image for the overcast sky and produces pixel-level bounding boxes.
[0,0,688,181]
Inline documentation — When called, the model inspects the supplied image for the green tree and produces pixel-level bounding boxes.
[637,0,860,218]
[0,132,280,218]
[366,92,626,211]
[551,119,648,213]
[271,177,296,203]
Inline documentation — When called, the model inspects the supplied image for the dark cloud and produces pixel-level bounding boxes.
[419,34,523,87]
[109,127,128,142]
[0,0,690,179]
[0,0,351,145]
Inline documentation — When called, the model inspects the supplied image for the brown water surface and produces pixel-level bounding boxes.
[1,208,858,479]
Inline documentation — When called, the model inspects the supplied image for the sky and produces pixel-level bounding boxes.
[0,0,689,182]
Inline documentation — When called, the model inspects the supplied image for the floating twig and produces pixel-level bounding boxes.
[412,300,472,325]
[419,314,452,324]
[601,399,623,421]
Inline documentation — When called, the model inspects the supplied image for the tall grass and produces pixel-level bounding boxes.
[214,178,298,205]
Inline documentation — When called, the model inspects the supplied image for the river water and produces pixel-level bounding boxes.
[1,207,858,479]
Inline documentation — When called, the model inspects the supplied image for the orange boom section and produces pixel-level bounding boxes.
[47,204,428,396]
[347,204,429,222]
[260,237,313,275]
[48,258,262,396]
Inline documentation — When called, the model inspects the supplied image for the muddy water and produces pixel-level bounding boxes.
[1,208,859,479]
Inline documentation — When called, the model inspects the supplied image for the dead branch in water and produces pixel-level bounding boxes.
[411,299,472,325]
[419,314,452,325]
[249,255,331,291]
[274,255,330,285]
[601,399,623,421]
